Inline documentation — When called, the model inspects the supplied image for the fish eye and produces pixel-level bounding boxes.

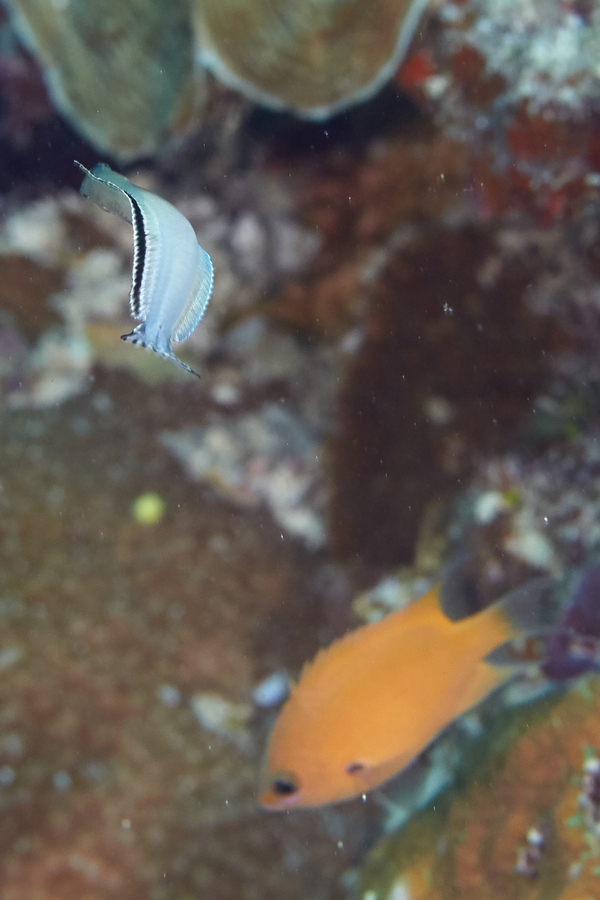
[345,761,366,775]
[271,772,300,796]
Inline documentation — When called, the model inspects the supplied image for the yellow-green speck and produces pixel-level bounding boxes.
[132,492,165,525]
[501,486,521,507]
[565,420,579,440]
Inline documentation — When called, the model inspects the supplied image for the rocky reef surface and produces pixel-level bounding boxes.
[0,0,600,897]
[359,677,600,900]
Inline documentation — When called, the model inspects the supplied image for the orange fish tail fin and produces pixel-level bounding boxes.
[461,579,556,711]
[480,577,557,669]
[491,577,555,639]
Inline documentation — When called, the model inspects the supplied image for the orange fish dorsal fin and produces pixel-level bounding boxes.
[386,583,450,632]
[411,583,446,618]
[295,643,337,686]
[295,584,448,686]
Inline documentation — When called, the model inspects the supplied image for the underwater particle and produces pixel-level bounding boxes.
[0,766,15,786]
[53,770,71,790]
[156,684,181,708]
[190,692,253,752]
[4,0,199,159]
[76,162,214,377]
[192,0,430,117]
[0,646,24,670]
[252,671,289,709]
[505,525,555,571]
[131,492,165,526]
[474,490,510,525]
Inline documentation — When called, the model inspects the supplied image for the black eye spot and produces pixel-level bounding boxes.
[345,762,366,775]
[272,775,299,795]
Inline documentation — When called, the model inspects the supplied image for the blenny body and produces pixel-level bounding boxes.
[76,161,213,377]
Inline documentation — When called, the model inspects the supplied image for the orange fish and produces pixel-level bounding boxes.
[260,580,549,809]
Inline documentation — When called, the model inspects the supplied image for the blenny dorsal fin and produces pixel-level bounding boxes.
[172,245,214,344]
[75,161,134,225]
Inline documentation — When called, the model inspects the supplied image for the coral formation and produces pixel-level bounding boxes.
[192,0,429,117]
[3,0,198,159]
[2,0,433,157]
[359,677,600,900]
[1,0,600,894]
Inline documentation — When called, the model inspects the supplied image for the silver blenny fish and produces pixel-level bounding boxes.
[75,161,214,377]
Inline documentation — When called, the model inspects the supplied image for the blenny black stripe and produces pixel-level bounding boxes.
[128,192,146,317]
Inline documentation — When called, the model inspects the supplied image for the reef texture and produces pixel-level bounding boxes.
[4,0,600,166]
[398,0,600,224]
[2,0,600,170]
[0,378,367,900]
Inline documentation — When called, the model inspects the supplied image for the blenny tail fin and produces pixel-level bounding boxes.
[121,328,201,379]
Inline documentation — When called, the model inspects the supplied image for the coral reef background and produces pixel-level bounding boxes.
[1,0,600,897]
